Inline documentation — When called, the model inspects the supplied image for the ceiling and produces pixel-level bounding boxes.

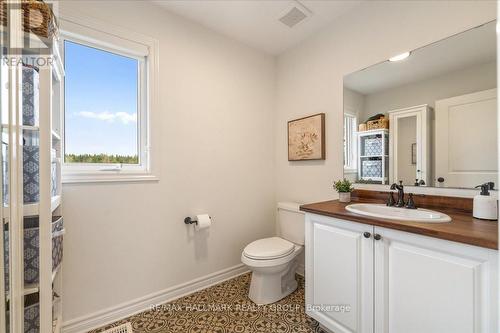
[344,21,497,95]
[152,0,361,54]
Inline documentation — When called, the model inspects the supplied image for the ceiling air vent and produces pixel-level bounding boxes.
[279,2,311,28]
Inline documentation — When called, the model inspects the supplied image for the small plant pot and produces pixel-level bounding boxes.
[338,192,351,203]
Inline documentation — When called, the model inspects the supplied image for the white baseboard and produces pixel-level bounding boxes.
[319,323,334,333]
[62,264,249,333]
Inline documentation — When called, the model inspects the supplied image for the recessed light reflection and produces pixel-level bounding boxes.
[389,52,411,62]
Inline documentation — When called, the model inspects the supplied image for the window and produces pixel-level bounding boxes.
[344,113,357,171]
[60,15,158,183]
[64,41,140,165]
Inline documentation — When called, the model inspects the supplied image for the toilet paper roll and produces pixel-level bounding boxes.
[195,214,211,230]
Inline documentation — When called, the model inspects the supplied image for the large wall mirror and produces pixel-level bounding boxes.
[343,21,497,189]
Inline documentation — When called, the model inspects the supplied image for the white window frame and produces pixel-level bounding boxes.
[58,11,159,183]
[344,112,357,173]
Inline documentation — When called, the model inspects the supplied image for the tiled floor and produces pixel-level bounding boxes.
[90,273,326,333]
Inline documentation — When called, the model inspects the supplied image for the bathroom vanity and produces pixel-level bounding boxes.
[330,18,499,333]
[301,191,498,333]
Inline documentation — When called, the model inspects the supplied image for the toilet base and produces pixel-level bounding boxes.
[248,259,299,305]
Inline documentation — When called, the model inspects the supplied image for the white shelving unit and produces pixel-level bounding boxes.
[2,1,64,332]
[357,129,389,184]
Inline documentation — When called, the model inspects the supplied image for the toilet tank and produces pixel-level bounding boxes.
[277,202,305,245]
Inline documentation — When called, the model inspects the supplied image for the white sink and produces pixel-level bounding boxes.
[345,203,451,223]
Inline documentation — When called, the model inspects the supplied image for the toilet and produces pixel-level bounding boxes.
[241,202,304,305]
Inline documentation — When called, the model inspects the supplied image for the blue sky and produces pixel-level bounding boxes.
[64,41,138,158]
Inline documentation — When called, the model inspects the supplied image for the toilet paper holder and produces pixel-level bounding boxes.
[184,216,211,225]
[184,216,198,225]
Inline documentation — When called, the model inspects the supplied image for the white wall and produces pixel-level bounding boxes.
[361,61,497,121]
[275,0,496,203]
[60,0,276,324]
[344,87,365,118]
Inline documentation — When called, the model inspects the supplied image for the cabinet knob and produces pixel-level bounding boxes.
[363,232,371,238]
[374,234,382,241]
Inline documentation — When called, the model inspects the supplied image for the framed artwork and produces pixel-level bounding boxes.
[288,113,325,161]
[411,143,417,165]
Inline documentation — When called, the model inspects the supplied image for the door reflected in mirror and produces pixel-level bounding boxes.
[343,21,497,189]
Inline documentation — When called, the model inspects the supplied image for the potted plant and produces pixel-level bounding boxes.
[333,179,354,203]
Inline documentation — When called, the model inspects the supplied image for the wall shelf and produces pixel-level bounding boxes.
[359,155,389,158]
[1,124,40,132]
[3,195,61,218]
[6,264,61,301]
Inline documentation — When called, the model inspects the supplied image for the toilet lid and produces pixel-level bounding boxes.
[243,237,295,260]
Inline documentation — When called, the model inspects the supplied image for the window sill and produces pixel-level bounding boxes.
[62,172,159,184]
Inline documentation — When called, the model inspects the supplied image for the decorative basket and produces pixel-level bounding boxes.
[366,117,389,130]
[363,137,383,156]
[0,0,59,39]
[362,159,382,178]
[7,292,60,333]
[3,216,64,288]
[22,65,40,126]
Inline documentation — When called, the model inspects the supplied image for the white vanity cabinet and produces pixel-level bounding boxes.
[305,213,498,333]
[305,214,374,333]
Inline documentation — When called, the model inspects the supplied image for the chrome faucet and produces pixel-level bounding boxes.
[390,181,405,207]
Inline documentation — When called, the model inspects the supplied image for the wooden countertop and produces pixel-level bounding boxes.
[300,198,498,250]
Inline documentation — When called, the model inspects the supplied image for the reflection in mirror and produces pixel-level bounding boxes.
[0,11,7,330]
[343,21,497,189]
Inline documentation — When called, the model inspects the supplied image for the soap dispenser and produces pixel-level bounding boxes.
[473,182,498,220]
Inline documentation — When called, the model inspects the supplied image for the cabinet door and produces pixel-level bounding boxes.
[305,214,374,333]
[374,226,498,333]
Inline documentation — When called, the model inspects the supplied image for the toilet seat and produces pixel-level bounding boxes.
[242,244,302,268]
[243,237,294,260]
